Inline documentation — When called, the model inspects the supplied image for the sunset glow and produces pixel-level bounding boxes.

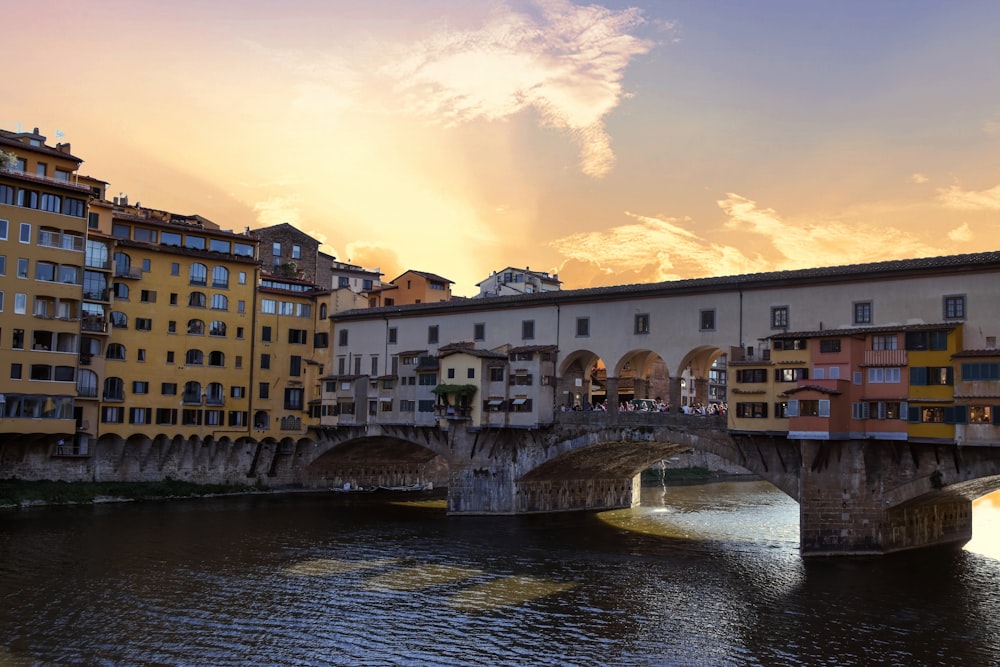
[5,1,1000,294]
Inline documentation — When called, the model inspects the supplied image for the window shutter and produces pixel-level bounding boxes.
[993,406,1000,425]
[787,399,799,417]
[907,405,919,422]
[819,400,831,417]
[853,371,863,385]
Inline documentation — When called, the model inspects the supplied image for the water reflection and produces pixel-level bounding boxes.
[967,489,1000,558]
[1,483,999,666]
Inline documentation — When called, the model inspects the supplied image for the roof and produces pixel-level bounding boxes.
[782,385,843,396]
[509,345,558,354]
[335,250,1000,322]
[250,222,320,245]
[770,322,958,340]
[0,129,84,164]
[391,269,454,285]
[952,349,1000,358]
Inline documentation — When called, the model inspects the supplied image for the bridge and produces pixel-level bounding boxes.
[305,252,1000,556]
[242,407,1000,557]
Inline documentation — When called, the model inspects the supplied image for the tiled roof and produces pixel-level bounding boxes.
[952,349,1000,358]
[770,322,959,339]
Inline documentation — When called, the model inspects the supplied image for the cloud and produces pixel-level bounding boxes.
[937,183,1000,210]
[380,0,654,177]
[911,173,928,184]
[550,194,944,288]
[947,222,973,242]
[253,196,303,227]
[343,242,403,282]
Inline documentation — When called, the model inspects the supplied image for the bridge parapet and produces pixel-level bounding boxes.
[555,410,727,430]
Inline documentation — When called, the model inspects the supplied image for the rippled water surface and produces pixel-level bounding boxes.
[2,481,999,666]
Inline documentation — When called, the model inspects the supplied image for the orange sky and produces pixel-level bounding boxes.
[5,1,1000,295]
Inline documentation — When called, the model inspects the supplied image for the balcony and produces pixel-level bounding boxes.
[182,393,203,405]
[114,267,142,279]
[38,231,85,252]
[81,316,108,334]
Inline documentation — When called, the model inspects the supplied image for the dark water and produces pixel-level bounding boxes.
[1,481,999,666]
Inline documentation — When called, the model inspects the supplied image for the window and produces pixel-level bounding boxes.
[14,293,26,314]
[10,363,22,380]
[474,323,485,341]
[700,310,715,331]
[944,295,966,320]
[776,368,808,382]
[735,402,768,418]
[19,223,31,244]
[428,325,439,344]
[388,327,397,344]
[522,320,535,340]
[0,219,7,240]
[208,351,225,367]
[212,266,229,288]
[910,367,953,386]
[106,343,126,360]
[17,258,28,279]
[211,294,228,310]
[209,321,226,337]
[135,318,152,331]
[187,319,205,335]
[231,386,246,399]
[171,262,180,276]
[576,317,590,337]
[771,306,789,329]
[260,354,271,370]
[736,369,768,383]
[132,381,149,394]
[961,363,1000,381]
[905,330,948,351]
[290,356,302,376]
[872,334,897,350]
[11,329,24,349]
[156,408,178,425]
[188,292,206,308]
[259,382,270,400]
[467,368,475,379]
[292,244,301,259]
[634,313,649,335]
[788,400,830,418]
[166,351,175,364]
[868,367,901,384]
[189,263,207,286]
[162,382,177,395]
[288,329,307,344]
[140,289,156,303]
[854,301,872,325]
[272,242,281,260]
[819,339,841,353]
[490,367,504,382]
[338,329,348,346]
[284,388,304,410]
[447,368,455,379]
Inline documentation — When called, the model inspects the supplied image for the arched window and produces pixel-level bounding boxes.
[113,283,129,300]
[185,349,204,365]
[189,263,207,286]
[183,381,202,403]
[254,411,269,429]
[187,319,205,335]
[206,382,224,405]
[211,294,228,311]
[113,252,131,277]
[106,343,127,360]
[319,303,328,320]
[208,350,225,367]
[110,311,128,329]
[103,377,124,401]
[77,369,98,398]
[188,292,206,308]
[212,266,229,288]
[209,321,226,337]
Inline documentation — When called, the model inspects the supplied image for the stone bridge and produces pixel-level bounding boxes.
[274,412,1000,557]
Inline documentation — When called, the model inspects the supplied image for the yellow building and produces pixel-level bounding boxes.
[0,128,92,452]
[252,272,326,443]
[93,206,259,444]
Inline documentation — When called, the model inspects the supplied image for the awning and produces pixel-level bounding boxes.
[379,397,393,402]
[487,399,503,405]
[512,398,527,405]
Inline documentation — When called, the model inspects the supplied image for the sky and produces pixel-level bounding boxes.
[5,0,1000,296]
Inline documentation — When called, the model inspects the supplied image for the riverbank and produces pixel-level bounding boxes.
[0,478,266,510]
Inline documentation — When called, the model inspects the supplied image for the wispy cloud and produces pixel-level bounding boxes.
[253,196,303,227]
[948,222,973,242]
[938,183,1000,210]
[551,193,943,287]
[380,0,654,177]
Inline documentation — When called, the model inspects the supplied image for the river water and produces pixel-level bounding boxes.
[1,480,999,667]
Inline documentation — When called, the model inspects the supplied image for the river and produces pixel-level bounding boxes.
[1,480,999,666]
